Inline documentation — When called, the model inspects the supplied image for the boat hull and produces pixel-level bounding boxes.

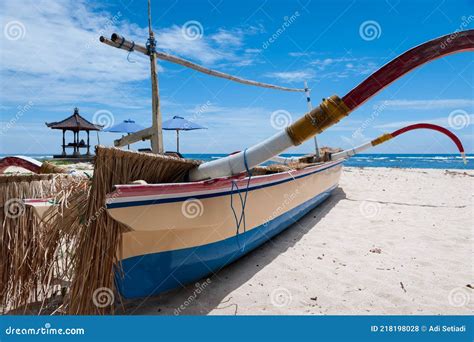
[107,161,343,299]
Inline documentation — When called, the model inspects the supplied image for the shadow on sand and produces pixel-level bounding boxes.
[121,187,346,315]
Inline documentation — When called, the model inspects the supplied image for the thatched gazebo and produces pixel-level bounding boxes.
[46,108,102,158]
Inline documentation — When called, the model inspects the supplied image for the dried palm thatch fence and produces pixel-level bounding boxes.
[64,146,200,314]
[1,147,200,314]
[0,172,87,313]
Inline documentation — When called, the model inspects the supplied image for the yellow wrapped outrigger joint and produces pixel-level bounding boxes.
[189,94,352,181]
[371,133,394,146]
[286,95,350,145]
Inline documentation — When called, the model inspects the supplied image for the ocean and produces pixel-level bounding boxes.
[1,153,473,170]
[185,153,473,170]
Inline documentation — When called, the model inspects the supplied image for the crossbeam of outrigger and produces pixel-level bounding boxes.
[99,0,305,153]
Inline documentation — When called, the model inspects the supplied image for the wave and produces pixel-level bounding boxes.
[396,156,426,159]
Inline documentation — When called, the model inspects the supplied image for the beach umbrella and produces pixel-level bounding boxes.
[103,119,145,149]
[162,116,206,153]
[103,119,145,134]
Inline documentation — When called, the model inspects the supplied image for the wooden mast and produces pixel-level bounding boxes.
[147,0,164,154]
[98,1,305,151]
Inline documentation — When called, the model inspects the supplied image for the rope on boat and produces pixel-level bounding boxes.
[230,149,252,252]
[126,41,136,63]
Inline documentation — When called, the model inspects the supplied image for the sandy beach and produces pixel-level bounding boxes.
[123,167,473,315]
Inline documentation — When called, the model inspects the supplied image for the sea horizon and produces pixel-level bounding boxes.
[1,153,472,170]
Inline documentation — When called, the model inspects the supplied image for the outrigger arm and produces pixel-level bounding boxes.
[271,123,467,165]
[188,30,474,181]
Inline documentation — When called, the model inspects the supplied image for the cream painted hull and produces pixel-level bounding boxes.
[106,160,342,298]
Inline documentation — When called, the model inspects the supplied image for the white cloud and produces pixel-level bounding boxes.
[245,48,262,53]
[311,58,339,69]
[379,99,474,110]
[265,56,379,84]
[264,70,315,83]
[308,56,378,79]
[0,0,265,111]
[288,52,311,57]
[0,0,151,109]
[157,25,228,64]
[184,102,297,134]
[211,29,243,47]
[157,25,264,66]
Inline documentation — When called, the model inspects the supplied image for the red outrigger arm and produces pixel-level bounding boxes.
[391,123,465,154]
[330,123,467,164]
[274,123,467,165]
[342,30,474,111]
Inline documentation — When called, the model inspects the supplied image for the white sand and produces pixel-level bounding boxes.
[123,167,473,315]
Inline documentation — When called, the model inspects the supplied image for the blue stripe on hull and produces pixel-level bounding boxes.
[116,185,337,299]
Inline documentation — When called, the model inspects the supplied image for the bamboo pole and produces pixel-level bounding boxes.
[100,35,305,93]
[147,0,163,154]
[304,81,320,157]
[114,127,154,147]
[149,39,163,154]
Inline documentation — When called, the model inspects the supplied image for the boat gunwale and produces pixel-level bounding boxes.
[106,159,344,207]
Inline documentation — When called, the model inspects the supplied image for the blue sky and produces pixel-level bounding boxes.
[0,0,473,155]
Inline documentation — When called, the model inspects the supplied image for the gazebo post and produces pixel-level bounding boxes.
[74,131,79,156]
[62,129,66,156]
[176,129,180,153]
[87,130,90,155]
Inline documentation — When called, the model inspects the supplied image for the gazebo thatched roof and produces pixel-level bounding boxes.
[46,108,102,131]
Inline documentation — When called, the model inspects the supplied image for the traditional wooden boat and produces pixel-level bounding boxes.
[107,160,342,298]
[98,25,474,299]
[105,123,466,299]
